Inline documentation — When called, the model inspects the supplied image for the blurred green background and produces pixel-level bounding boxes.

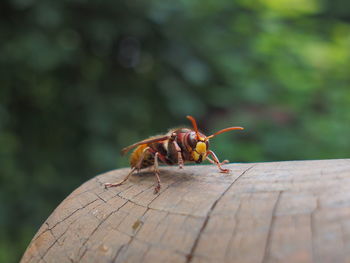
[1,0,350,261]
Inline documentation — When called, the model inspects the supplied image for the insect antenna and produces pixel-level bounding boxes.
[206,126,244,139]
[186,115,201,139]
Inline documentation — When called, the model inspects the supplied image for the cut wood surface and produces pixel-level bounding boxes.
[21,159,350,263]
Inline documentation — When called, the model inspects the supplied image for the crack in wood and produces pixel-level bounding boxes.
[115,187,203,219]
[39,212,85,262]
[111,244,126,263]
[185,164,257,263]
[261,191,282,263]
[111,177,176,263]
[77,200,129,261]
[223,199,242,260]
[33,198,100,244]
[111,207,150,263]
[310,196,320,263]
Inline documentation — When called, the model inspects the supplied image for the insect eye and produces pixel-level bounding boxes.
[188,132,197,148]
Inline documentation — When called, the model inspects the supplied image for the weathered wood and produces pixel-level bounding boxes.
[21,159,350,263]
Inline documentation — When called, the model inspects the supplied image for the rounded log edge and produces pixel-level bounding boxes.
[21,159,350,263]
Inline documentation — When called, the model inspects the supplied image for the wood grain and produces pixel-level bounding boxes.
[21,159,350,263]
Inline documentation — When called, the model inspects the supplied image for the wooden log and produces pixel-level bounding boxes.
[21,159,350,263]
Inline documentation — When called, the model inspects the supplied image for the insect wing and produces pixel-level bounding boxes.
[121,135,170,155]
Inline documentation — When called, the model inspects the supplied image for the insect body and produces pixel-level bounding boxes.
[105,116,244,193]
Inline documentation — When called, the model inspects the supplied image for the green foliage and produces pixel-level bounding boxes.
[1,0,350,261]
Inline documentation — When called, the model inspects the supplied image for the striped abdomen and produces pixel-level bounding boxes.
[130,144,155,169]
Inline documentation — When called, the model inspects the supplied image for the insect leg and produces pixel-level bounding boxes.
[135,147,151,172]
[104,167,137,189]
[206,156,229,165]
[206,150,230,173]
[169,133,184,169]
[105,147,151,189]
[173,141,184,169]
[153,152,162,194]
